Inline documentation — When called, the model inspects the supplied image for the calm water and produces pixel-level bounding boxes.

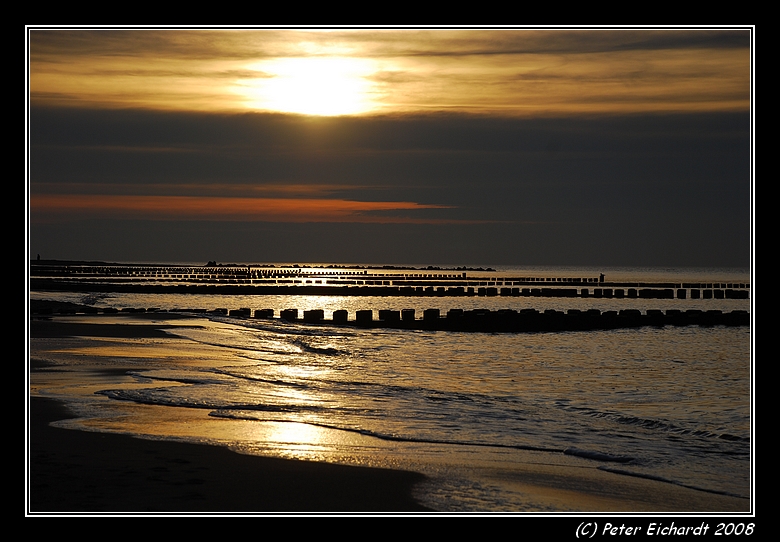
[29,265,752,511]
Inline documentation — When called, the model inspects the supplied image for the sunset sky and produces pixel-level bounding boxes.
[27,28,752,266]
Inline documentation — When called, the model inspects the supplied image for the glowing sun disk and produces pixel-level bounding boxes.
[239,57,379,116]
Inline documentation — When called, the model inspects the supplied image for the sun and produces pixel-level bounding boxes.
[237,57,381,116]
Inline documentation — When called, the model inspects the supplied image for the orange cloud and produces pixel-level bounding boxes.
[31,194,458,223]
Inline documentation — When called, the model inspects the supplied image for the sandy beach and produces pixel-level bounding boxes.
[29,396,430,513]
[29,312,432,513]
[27,313,751,514]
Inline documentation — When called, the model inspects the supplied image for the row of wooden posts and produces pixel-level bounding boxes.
[228,306,750,331]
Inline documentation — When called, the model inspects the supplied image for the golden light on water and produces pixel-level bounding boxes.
[237,57,382,116]
[267,421,325,446]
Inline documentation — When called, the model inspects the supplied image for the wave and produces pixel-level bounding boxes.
[95,388,330,414]
[598,466,749,499]
[210,409,643,467]
[556,401,750,443]
[290,337,349,356]
[563,447,634,463]
[210,408,561,453]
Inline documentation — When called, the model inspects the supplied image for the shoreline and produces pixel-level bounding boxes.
[28,396,431,514]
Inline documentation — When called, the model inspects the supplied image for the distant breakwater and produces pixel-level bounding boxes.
[30,263,749,300]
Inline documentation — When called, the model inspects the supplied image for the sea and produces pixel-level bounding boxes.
[28,265,752,512]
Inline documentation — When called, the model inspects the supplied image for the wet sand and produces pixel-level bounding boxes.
[28,397,430,513]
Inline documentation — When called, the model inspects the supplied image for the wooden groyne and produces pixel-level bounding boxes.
[31,303,750,332]
[31,262,750,309]
[29,279,750,300]
[30,269,749,301]
[241,307,750,331]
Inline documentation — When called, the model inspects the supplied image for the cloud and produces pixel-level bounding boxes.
[31,194,459,224]
[29,29,749,116]
[30,29,749,60]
